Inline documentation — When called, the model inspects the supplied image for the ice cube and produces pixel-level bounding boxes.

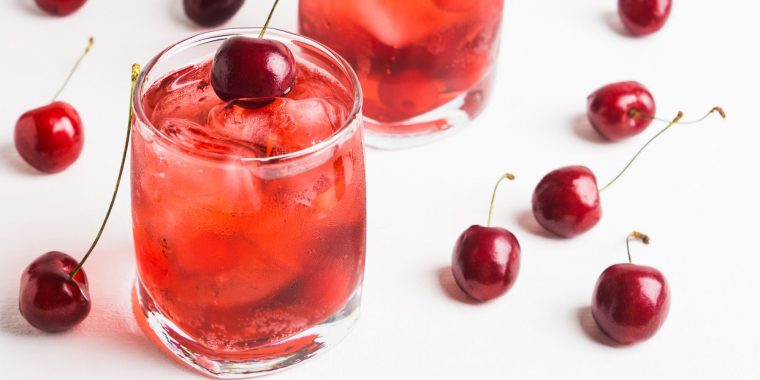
[155,117,260,157]
[147,62,224,125]
[339,0,462,47]
[206,98,344,157]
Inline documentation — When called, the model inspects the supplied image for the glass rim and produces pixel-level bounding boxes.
[132,27,363,164]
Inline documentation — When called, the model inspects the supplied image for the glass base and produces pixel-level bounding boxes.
[363,71,495,150]
[133,280,361,379]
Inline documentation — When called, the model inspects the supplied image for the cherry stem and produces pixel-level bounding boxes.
[52,37,94,103]
[626,231,650,264]
[487,173,515,227]
[70,64,141,279]
[258,0,281,38]
[599,111,684,192]
[629,106,726,125]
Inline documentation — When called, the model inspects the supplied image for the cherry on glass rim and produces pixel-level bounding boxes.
[183,0,246,27]
[618,0,672,36]
[591,231,670,344]
[35,0,87,16]
[18,65,142,332]
[210,0,295,106]
[14,37,93,173]
[452,174,521,302]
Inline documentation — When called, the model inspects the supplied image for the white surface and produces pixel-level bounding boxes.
[1,1,759,379]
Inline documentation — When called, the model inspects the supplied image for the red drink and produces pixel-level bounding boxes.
[131,29,365,377]
[300,0,504,148]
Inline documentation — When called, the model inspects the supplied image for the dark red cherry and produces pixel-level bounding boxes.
[618,0,672,36]
[532,166,601,238]
[452,225,521,302]
[183,0,245,27]
[35,0,87,16]
[19,251,91,332]
[211,36,296,104]
[14,101,84,173]
[592,263,669,344]
[587,81,656,141]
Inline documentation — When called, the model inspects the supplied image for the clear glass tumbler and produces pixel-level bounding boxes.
[130,28,366,378]
[299,0,505,149]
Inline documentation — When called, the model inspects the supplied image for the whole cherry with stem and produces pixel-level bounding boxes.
[591,231,670,345]
[14,37,93,173]
[452,173,521,302]
[35,0,87,16]
[210,0,295,107]
[183,0,245,27]
[19,64,142,333]
[587,80,726,141]
[618,0,672,37]
[533,107,725,238]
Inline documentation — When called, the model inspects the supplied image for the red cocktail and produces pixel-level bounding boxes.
[300,0,504,148]
[131,29,365,378]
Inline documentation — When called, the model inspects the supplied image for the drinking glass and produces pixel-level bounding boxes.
[130,28,366,378]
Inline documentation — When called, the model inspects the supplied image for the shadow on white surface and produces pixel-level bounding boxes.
[603,11,631,37]
[571,114,608,144]
[0,297,44,336]
[15,0,45,16]
[515,209,564,240]
[436,267,480,305]
[576,306,622,348]
[0,143,44,176]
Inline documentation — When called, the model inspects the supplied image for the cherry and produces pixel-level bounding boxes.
[210,0,295,105]
[592,231,670,344]
[532,166,602,238]
[618,0,672,36]
[35,0,87,16]
[587,81,655,141]
[183,0,245,27]
[14,37,93,173]
[452,174,521,302]
[19,251,90,332]
[18,65,142,332]
[534,108,724,238]
[15,102,83,173]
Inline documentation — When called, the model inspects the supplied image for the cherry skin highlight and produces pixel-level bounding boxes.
[183,0,245,27]
[19,251,91,333]
[452,225,521,302]
[532,166,601,238]
[35,0,86,16]
[587,81,656,141]
[618,0,672,36]
[14,101,84,173]
[211,36,296,104]
[592,263,670,344]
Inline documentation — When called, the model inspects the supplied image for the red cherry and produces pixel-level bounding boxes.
[211,36,296,104]
[452,226,521,302]
[618,0,672,36]
[587,81,655,141]
[35,0,86,16]
[592,232,670,344]
[183,0,245,27]
[532,166,602,238]
[452,174,521,302]
[211,2,294,105]
[14,37,93,173]
[14,101,84,173]
[19,251,91,332]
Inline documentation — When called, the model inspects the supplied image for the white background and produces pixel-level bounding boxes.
[1,0,759,379]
